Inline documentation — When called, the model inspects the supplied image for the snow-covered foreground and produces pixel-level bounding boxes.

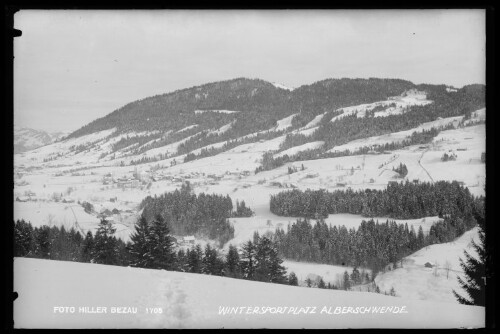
[375,227,480,304]
[14,258,484,329]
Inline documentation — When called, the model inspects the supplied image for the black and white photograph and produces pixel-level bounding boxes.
[11,9,488,328]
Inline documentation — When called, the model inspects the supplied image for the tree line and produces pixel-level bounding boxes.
[14,219,130,266]
[14,216,294,287]
[270,180,480,220]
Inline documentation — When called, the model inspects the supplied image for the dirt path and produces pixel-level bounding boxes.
[418,149,434,182]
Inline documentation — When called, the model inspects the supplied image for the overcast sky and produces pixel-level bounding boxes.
[14,10,485,133]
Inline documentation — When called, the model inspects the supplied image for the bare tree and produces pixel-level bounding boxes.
[433,261,439,277]
[47,213,55,227]
[444,260,452,279]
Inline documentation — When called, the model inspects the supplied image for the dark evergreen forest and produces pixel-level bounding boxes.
[270,180,480,220]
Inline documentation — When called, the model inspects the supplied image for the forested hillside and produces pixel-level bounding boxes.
[62,78,484,167]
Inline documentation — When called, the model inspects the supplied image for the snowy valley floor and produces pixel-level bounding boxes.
[14,258,484,329]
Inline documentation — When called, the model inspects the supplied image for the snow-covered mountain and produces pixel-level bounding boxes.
[13,78,486,328]
[14,126,68,153]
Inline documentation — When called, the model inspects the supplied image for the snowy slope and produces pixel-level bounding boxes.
[330,89,432,122]
[300,113,326,130]
[209,121,235,136]
[374,228,481,304]
[274,141,324,158]
[14,258,484,328]
[274,114,298,131]
[271,82,294,91]
[194,109,240,114]
[328,115,463,153]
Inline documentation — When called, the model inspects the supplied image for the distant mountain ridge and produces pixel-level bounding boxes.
[50,77,484,167]
[14,126,68,153]
[67,77,441,139]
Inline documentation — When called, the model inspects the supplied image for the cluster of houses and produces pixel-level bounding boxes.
[15,190,37,202]
[100,168,254,189]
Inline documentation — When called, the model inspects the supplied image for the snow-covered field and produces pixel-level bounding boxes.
[328,116,463,153]
[274,141,324,158]
[330,89,432,122]
[374,228,481,304]
[274,113,297,131]
[14,257,484,328]
[300,113,326,130]
[194,109,240,114]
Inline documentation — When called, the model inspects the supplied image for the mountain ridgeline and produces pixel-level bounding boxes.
[65,77,485,164]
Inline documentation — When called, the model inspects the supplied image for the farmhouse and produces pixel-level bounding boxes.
[183,236,196,245]
[61,197,75,203]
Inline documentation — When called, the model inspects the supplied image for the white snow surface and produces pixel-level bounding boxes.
[194,109,240,114]
[300,113,326,130]
[14,257,484,328]
[271,82,294,91]
[177,124,199,133]
[209,121,235,136]
[375,228,481,304]
[328,115,463,153]
[331,90,432,122]
[274,141,324,158]
[274,114,298,131]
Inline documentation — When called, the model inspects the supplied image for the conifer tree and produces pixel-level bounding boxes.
[254,237,288,283]
[14,219,33,257]
[225,244,241,278]
[240,240,256,280]
[148,215,177,270]
[91,218,118,265]
[288,272,298,286]
[268,243,288,284]
[80,231,94,263]
[202,244,216,275]
[453,203,486,306]
[34,226,51,258]
[176,249,189,272]
[343,271,351,290]
[350,267,361,285]
[128,216,151,268]
[188,244,203,273]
